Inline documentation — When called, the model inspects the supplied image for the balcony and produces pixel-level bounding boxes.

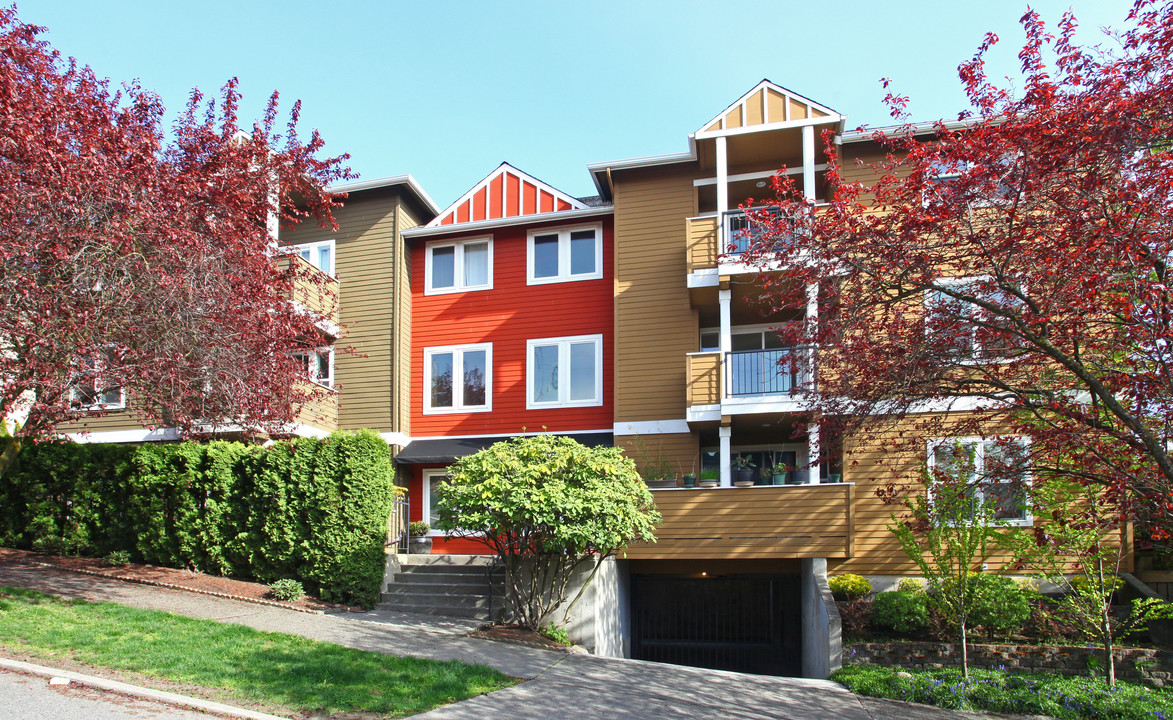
[277,254,341,333]
[687,209,812,282]
[686,348,811,417]
[622,483,854,560]
[293,380,338,434]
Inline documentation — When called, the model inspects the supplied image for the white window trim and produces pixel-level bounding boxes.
[287,239,336,277]
[293,346,335,390]
[423,343,493,414]
[526,223,604,285]
[924,275,1022,364]
[526,334,604,409]
[70,353,126,412]
[425,236,494,295]
[926,435,1032,527]
[421,468,447,537]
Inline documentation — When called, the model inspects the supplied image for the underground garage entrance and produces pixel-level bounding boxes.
[629,573,802,677]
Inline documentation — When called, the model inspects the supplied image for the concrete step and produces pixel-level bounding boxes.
[380,591,497,610]
[394,563,500,576]
[395,554,497,567]
[374,602,495,621]
[393,569,501,584]
[382,582,503,597]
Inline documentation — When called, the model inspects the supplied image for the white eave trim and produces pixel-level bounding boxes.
[694,114,842,141]
[838,117,986,144]
[327,174,440,215]
[402,206,613,239]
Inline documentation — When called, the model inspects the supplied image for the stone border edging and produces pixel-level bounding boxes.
[0,655,291,720]
[21,559,330,615]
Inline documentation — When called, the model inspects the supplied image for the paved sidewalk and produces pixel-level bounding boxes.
[0,556,1037,720]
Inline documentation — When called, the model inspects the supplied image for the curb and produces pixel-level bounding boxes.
[0,656,290,720]
[20,559,336,615]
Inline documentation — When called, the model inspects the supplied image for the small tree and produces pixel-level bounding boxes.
[434,435,660,631]
[1010,478,1173,686]
[888,441,1011,679]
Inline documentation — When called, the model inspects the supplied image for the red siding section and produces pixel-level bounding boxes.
[411,216,614,437]
[433,168,587,227]
[408,465,492,555]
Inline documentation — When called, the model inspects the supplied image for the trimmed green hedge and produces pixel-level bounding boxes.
[0,430,396,607]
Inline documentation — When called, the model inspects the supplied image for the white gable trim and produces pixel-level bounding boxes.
[696,79,841,136]
[426,162,589,228]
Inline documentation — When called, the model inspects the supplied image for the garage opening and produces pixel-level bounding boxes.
[629,573,802,676]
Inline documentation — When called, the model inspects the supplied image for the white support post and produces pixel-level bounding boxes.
[719,425,732,488]
[807,421,821,485]
[805,282,818,388]
[719,288,732,399]
[716,136,729,215]
[802,125,816,201]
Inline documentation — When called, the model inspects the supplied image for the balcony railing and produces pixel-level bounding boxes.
[721,207,810,258]
[726,347,809,397]
[686,352,722,406]
[277,253,341,330]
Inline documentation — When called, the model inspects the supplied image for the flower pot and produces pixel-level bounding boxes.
[772,472,788,486]
[733,468,756,486]
[699,479,719,488]
[682,474,697,488]
[408,536,433,554]
[646,477,677,489]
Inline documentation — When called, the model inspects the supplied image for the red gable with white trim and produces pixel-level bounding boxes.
[426,162,588,227]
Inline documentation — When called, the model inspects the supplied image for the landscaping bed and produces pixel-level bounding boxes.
[834,665,1173,720]
[0,547,350,613]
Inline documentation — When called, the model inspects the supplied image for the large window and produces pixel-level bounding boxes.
[292,347,334,389]
[421,469,447,533]
[925,277,1022,360]
[927,436,1031,525]
[527,224,602,285]
[288,239,335,276]
[426,237,492,295]
[526,335,602,409]
[424,343,491,413]
[70,353,124,411]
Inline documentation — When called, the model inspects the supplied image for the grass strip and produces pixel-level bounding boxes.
[0,587,514,717]
[834,664,1173,720]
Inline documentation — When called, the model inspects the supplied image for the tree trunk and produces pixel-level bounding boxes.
[960,620,969,680]
[0,436,22,479]
[1104,610,1116,687]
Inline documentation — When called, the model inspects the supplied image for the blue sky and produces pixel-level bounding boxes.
[15,0,1134,208]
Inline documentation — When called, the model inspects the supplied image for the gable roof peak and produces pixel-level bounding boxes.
[425,163,588,228]
[696,79,841,136]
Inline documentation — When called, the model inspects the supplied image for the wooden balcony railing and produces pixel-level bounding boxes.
[277,254,340,330]
[686,216,719,273]
[686,352,722,406]
[622,483,854,560]
[294,380,338,433]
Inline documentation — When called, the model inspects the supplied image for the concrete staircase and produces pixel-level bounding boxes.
[378,554,505,622]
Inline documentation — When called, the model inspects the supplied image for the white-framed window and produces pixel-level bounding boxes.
[421,469,447,535]
[527,224,603,285]
[70,353,125,411]
[293,346,334,389]
[288,239,335,276]
[924,157,1018,207]
[925,277,1022,361]
[526,334,603,409]
[426,237,493,295]
[927,436,1031,526]
[424,343,492,413]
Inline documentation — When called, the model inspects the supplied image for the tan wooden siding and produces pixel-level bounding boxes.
[394,202,419,438]
[686,215,718,272]
[276,255,340,326]
[283,194,401,432]
[686,353,720,406]
[618,432,700,485]
[57,406,150,435]
[295,382,338,432]
[613,165,698,423]
[623,483,854,559]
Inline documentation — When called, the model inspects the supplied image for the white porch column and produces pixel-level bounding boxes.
[719,287,732,399]
[802,125,816,201]
[807,421,821,485]
[716,135,729,214]
[804,282,818,389]
[719,425,732,488]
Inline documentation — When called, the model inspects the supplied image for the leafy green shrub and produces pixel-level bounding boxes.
[102,550,132,566]
[970,575,1032,640]
[268,578,305,602]
[897,577,926,593]
[1069,574,1124,597]
[540,622,571,646]
[0,430,395,608]
[409,521,430,537]
[833,665,1173,720]
[871,591,929,635]
[829,573,872,600]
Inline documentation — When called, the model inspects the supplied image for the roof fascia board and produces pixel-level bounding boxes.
[697,80,841,134]
[328,174,440,215]
[837,118,985,144]
[695,115,842,141]
[426,162,588,228]
[403,205,613,239]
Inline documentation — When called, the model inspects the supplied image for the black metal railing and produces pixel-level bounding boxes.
[721,207,809,257]
[725,348,805,397]
[390,497,409,553]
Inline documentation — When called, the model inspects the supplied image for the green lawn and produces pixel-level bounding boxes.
[0,587,514,718]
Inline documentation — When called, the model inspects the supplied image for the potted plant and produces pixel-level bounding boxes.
[732,456,756,487]
[698,468,719,488]
[408,521,432,554]
[681,459,697,488]
[770,451,789,485]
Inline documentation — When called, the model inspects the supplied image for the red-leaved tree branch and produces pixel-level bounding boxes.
[0,7,353,475]
[743,1,1173,534]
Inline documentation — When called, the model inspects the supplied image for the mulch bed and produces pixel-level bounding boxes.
[0,547,355,614]
[467,624,573,652]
